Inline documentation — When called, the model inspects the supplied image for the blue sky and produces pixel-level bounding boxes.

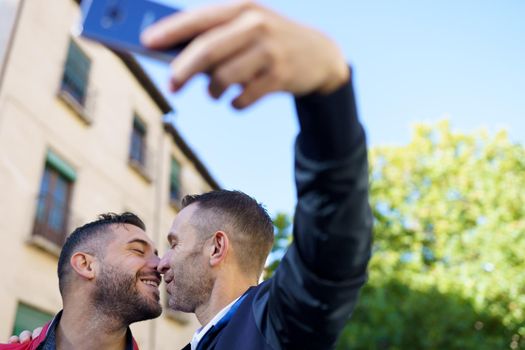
[141,0,525,216]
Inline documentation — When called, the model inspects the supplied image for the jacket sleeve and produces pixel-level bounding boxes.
[255,73,373,349]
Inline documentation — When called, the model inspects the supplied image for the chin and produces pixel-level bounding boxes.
[168,298,193,313]
[139,303,163,321]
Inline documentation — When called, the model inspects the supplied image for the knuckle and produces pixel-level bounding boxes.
[244,10,269,35]
[193,39,216,65]
[267,67,283,86]
[8,336,19,343]
[259,40,276,63]
[269,70,286,92]
[238,0,258,11]
[212,69,231,89]
[185,36,218,67]
[199,48,216,65]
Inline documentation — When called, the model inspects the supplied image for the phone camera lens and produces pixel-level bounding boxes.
[108,6,121,20]
[101,6,123,28]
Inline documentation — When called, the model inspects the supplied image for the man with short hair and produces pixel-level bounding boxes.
[2,213,161,350]
[144,2,374,349]
[160,191,274,317]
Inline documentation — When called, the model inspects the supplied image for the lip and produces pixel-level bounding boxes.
[139,274,161,288]
[139,279,161,302]
[162,270,173,285]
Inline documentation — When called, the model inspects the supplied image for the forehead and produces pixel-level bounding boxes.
[109,223,155,247]
[168,204,200,241]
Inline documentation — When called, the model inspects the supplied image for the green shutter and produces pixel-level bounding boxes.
[46,150,76,182]
[171,158,180,185]
[133,116,147,134]
[12,303,53,335]
[62,40,90,103]
[170,158,181,200]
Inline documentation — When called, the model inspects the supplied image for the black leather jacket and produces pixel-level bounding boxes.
[190,75,373,350]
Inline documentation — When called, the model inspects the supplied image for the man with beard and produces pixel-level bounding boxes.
[2,212,162,350]
[143,1,373,349]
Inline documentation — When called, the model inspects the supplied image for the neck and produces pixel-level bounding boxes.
[195,275,256,327]
[56,302,129,350]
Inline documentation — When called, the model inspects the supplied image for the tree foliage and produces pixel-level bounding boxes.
[267,121,525,349]
[264,212,292,280]
[337,121,525,349]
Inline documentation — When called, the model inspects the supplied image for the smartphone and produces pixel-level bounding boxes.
[78,0,186,62]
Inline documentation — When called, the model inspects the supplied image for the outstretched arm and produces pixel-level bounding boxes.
[263,72,372,349]
[142,2,372,348]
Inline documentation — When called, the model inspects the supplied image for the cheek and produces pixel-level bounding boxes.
[170,259,194,285]
[168,253,180,270]
[129,257,149,271]
[169,247,189,264]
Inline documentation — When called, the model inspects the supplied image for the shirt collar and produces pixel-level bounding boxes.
[38,310,136,350]
[190,296,241,350]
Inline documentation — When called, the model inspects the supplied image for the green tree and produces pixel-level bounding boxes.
[265,122,525,349]
[338,121,525,349]
[264,212,292,280]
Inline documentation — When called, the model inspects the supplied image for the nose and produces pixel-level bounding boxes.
[150,254,160,267]
[144,254,160,272]
[157,253,170,274]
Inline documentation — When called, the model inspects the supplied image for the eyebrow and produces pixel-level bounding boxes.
[127,238,158,256]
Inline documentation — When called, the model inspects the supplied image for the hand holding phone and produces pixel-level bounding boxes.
[79,0,349,109]
[78,0,186,62]
[140,1,349,108]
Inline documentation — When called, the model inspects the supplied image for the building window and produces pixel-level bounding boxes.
[170,158,181,204]
[130,116,147,167]
[60,40,90,106]
[33,151,76,247]
[12,303,53,336]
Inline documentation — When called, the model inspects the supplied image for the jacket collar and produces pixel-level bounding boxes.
[36,310,139,350]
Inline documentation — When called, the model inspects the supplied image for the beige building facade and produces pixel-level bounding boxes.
[0,0,219,348]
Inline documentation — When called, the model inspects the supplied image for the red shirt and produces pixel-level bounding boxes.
[0,312,139,350]
[0,322,52,350]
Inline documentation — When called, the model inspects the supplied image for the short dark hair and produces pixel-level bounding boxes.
[57,212,145,296]
[182,190,274,278]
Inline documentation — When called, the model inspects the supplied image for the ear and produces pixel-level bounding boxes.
[208,231,229,267]
[70,252,97,281]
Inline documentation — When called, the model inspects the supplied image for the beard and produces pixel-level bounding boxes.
[93,263,162,325]
[167,251,214,313]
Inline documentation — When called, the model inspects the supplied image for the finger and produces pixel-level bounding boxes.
[169,9,267,91]
[19,330,32,343]
[32,327,43,339]
[8,336,19,344]
[208,41,272,99]
[141,0,255,49]
[232,71,279,109]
